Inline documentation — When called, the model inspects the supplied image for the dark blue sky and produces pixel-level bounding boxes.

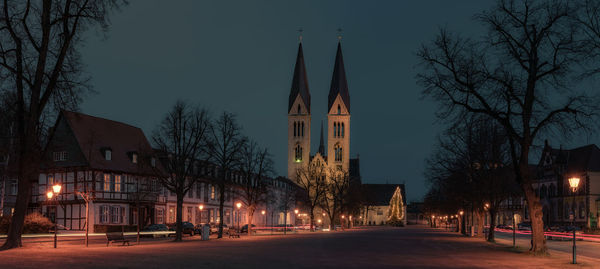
[79,0,495,202]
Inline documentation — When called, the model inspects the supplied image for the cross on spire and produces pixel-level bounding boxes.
[337,28,343,41]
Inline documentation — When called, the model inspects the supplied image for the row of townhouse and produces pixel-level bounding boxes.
[491,141,600,230]
[3,110,297,232]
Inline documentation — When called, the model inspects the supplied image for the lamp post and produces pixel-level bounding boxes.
[261,210,266,228]
[236,202,242,232]
[568,177,580,264]
[459,211,464,234]
[47,184,61,248]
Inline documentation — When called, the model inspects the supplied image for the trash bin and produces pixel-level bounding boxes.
[202,224,210,241]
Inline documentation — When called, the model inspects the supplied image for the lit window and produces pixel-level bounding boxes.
[132,153,138,164]
[114,175,121,192]
[103,174,111,191]
[211,185,215,200]
[334,144,343,162]
[295,144,302,162]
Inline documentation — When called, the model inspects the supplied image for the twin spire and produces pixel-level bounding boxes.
[288,37,350,114]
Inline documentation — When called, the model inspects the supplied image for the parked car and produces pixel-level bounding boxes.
[518,223,531,231]
[141,224,169,238]
[209,223,228,234]
[240,224,256,233]
[167,221,197,236]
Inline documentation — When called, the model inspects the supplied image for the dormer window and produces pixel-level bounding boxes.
[151,157,156,167]
[53,151,68,162]
[104,149,112,161]
[337,105,341,114]
[132,153,138,164]
[297,104,301,114]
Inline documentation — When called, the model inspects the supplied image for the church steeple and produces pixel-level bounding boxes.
[328,42,350,113]
[288,42,311,114]
[318,120,325,155]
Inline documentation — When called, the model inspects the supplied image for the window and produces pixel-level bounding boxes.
[337,104,341,114]
[156,208,164,224]
[53,151,67,162]
[297,104,301,114]
[293,122,297,137]
[334,144,343,162]
[103,174,111,191]
[111,206,122,224]
[132,153,138,164]
[105,149,112,161]
[210,185,215,200]
[377,210,383,216]
[169,206,175,223]
[301,122,304,137]
[10,181,17,195]
[188,183,194,198]
[196,183,202,199]
[48,174,54,186]
[187,207,193,222]
[100,205,110,224]
[341,122,344,137]
[333,122,337,138]
[114,175,121,192]
[295,144,303,162]
[579,202,585,219]
[151,157,156,167]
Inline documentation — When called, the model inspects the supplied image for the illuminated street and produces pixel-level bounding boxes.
[0,226,598,269]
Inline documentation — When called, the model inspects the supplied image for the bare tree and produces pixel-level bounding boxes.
[207,112,246,238]
[417,0,598,254]
[321,168,351,231]
[153,101,210,242]
[0,0,123,250]
[236,140,273,236]
[295,160,327,232]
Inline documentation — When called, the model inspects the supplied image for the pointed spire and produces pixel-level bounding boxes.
[328,41,350,113]
[318,120,325,155]
[288,42,311,114]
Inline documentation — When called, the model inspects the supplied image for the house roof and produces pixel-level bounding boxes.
[541,143,600,174]
[362,184,406,206]
[328,42,350,113]
[61,110,156,174]
[288,42,311,114]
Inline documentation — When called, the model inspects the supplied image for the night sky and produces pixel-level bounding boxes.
[79,0,496,202]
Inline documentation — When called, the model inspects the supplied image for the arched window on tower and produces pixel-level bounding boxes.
[297,104,301,114]
[334,143,342,162]
[333,122,337,138]
[338,105,341,114]
[295,144,302,162]
[301,122,305,137]
[341,122,345,137]
[293,122,297,137]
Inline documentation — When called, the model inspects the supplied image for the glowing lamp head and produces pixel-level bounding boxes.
[568,177,580,190]
[322,213,326,216]
[459,211,464,216]
[199,205,204,210]
[52,184,61,194]
[236,202,242,209]
[484,203,490,208]
[261,210,266,215]
[317,219,322,223]
[294,209,299,214]
[46,191,53,199]
[341,215,345,219]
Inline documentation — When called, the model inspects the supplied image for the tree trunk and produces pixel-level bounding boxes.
[476,210,484,238]
[1,149,37,250]
[217,183,225,238]
[519,162,547,255]
[487,209,496,242]
[136,204,140,244]
[175,193,184,242]
[309,208,315,232]
[247,206,255,236]
[85,200,90,247]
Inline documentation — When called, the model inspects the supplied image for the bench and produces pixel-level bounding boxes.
[106,232,130,247]
[228,228,240,238]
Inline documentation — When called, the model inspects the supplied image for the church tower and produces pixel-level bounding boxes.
[287,41,311,181]
[327,41,350,172]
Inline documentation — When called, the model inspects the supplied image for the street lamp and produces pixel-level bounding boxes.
[47,184,61,248]
[568,177,580,264]
[261,210,266,228]
[236,202,242,232]
[294,209,299,215]
[198,204,204,224]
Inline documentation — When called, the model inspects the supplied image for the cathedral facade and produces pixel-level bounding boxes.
[287,40,352,181]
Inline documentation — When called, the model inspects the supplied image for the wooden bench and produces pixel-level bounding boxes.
[106,232,130,247]
[228,228,240,238]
